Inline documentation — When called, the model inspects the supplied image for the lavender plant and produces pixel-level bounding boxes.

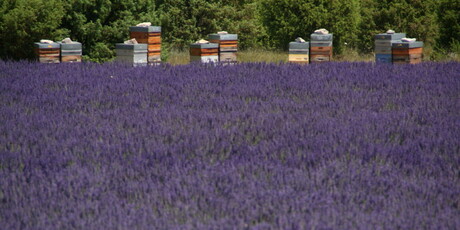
[0,61,459,229]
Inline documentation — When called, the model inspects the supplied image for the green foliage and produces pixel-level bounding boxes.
[59,0,158,61]
[383,0,439,46]
[0,0,67,60]
[357,0,440,53]
[0,0,457,61]
[322,0,361,54]
[438,0,460,52]
[85,42,114,63]
[159,0,264,50]
[257,0,361,54]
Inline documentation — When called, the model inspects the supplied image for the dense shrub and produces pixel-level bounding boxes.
[159,0,265,51]
[258,0,361,54]
[358,0,439,52]
[0,0,67,60]
[438,0,460,53]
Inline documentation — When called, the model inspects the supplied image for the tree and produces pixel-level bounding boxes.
[0,0,67,60]
[438,0,460,52]
[60,0,159,62]
[257,0,361,54]
[158,0,264,50]
[357,0,440,53]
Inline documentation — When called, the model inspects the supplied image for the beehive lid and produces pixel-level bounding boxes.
[289,42,310,49]
[208,33,238,41]
[57,42,82,50]
[129,26,161,33]
[34,42,60,49]
[374,33,406,40]
[392,41,423,48]
[115,43,148,50]
[190,43,219,49]
[310,33,333,41]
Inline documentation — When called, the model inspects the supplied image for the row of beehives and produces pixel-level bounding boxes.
[287,29,424,65]
[34,23,162,65]
[35,26,423,65]
[114,24,238,66]
[34,39,82,63]
[189,32,238,64]
[374,30,423,64]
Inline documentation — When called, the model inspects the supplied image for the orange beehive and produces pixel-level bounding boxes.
[392,41,423,64]
[129,26,161,64]
[189,43,219,63]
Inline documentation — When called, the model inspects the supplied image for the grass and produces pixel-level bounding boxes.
[237,49,288,63]
[165,49,190,65]
[333,47,374,62]
[163,47,458,65]
[165,49,289,65]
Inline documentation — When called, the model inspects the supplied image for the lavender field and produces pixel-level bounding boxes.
[1,61,459,229]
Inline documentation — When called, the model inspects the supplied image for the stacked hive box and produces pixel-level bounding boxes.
[310,33,333,63]
[58,42,82,63]
[34,42,60,63]
[374,32,406,63]
[129,26,161,64]
[392,41,423,64]
[208,33,238,63]
[189,43,219,63]
[288,41,309,64]
[115,43,148,67]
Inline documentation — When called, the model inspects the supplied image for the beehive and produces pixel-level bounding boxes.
[58,42,82,63]
[189,43,219,63]
[374,32,406,63]
[392,41,423,64]
[289,42,309,64]
[115,43,148,67]
[34,42,60,63]
[208,33,238,63]
[310,33,333,63]
[129,26,161,64]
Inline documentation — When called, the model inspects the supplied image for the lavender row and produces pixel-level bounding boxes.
[0,61,459,229]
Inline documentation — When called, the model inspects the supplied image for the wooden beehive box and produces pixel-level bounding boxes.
[115,43,148,67]
[34,42,60,63]
[289,42,309,64]
[310,33,333,63]
[129,26,161,63]
[58,42,82,63]
[189,43,219,63]
[392,41,423,64]
[208,33,238,63]
[375,54,392,63]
